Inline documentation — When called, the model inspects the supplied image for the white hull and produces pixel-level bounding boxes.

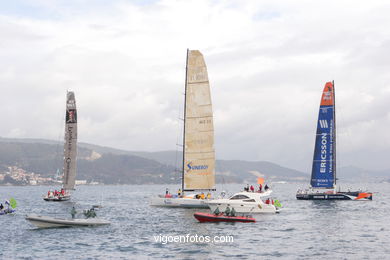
[207,191,277,214]
[150,197,210,208]
[25,214,110,228]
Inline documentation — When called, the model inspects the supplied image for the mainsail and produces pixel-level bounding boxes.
[182,50,215,191]
[62,91,78,190]
[310,81,336,188]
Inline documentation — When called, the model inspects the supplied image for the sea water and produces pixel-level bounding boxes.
[0,183,388,259]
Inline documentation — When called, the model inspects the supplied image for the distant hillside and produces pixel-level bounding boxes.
[337,166,390,181]
[0,137,349,185]
[1,137,388,185]
[0,140,178,185]
[216,160,307,183]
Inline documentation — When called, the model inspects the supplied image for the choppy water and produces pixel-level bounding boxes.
[0,183,388,259]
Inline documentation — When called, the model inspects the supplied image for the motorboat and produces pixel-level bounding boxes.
[207,191,278,214]
[25,214,110,228]
[194,212,256,223]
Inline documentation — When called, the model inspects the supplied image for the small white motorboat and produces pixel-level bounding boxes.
[25,214,110,228]
[207,191,278,214]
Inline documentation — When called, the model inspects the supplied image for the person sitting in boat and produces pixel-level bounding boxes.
[224,206,231,216]
[178,189,181,196]
[61,188,65,196]
[200,193,205,199]
[250,185,254,192]
[47,190,51,197]
[206,192,211,199]
[230,207,236,217]
[259,184,263,193]
[165,188,169,195]
[84,207,97,218]
[0,203,3,210]
[264,184,269,191]
[265,198,270,204]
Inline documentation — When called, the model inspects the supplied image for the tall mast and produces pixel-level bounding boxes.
[333,80,337,187]
[181,49,189,193]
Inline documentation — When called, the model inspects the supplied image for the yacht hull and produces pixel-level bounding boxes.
[150,197,209,208]
[296,192,373,200]
[43,195,71,202]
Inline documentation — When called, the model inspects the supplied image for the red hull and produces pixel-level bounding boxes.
[194,212,256,223]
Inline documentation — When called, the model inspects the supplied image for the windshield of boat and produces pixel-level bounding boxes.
[229,194,250,200]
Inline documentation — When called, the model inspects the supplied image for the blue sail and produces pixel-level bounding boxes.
[311,82,335,188]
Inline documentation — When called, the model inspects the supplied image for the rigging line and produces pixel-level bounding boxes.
[174,89,184,183]
[55,96,66,181]
[335,86,355,184]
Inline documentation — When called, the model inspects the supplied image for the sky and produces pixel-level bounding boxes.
[1,0,390,173]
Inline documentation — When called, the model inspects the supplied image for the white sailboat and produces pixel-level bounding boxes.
[150,50,215,208]
[44,91,78,201]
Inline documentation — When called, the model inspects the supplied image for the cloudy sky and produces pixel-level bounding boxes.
[1,0,390,173]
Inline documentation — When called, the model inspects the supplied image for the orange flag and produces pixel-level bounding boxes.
[257,178,264,185]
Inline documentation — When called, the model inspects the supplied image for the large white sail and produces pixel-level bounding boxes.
[62,91,77,190]
[183,50,215,191]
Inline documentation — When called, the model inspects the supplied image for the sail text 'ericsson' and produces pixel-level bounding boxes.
[320,132,327,173]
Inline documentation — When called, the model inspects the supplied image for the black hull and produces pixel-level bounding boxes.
[296,192,372,200]
[43,196,70,202]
